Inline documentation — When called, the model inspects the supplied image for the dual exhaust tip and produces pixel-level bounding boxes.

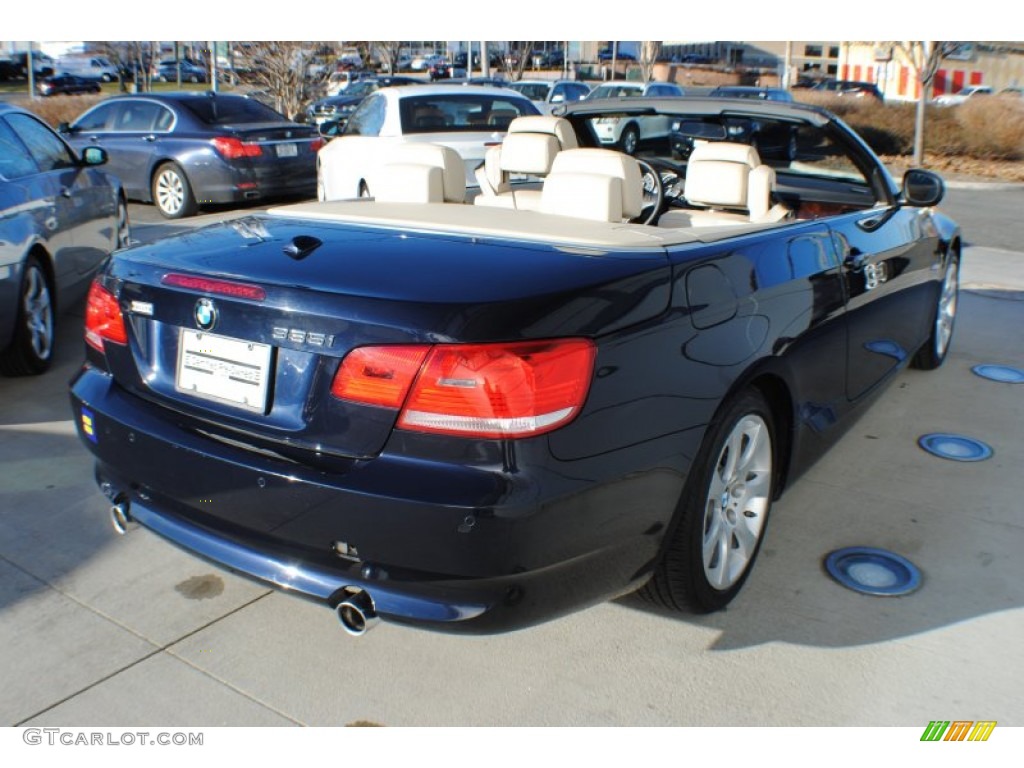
[107,493,380,637]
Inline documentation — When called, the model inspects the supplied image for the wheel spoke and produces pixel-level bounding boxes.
[733,516,760,561]
[742,469,771,497]
[720,431,743,483]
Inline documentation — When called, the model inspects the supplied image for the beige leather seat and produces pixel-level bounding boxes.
[474,116,579,210]
[658,142,788,228]
[539,148,643,223]
[368,143,467,204]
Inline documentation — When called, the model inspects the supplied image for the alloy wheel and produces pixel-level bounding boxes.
[702,414,772,590]
[22,265,53,362]
[155,169,185,216]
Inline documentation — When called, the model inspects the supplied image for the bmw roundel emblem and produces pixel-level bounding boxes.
[194,298,218,331]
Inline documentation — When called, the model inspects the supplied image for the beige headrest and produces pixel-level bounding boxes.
[371,163,445,204]
[498,133,561,175]
[386,143,466,203]
[540,172,623,222]
[507,115,579,149]
[688,141,761,168]
[549,148,643,218]
[683,142,763,210]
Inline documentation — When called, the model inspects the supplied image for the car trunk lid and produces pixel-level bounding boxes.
[99,214,670,460]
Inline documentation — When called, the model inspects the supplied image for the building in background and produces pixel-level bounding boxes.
[840,42,1024,102]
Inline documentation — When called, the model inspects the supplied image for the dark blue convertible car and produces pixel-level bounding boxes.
[70,100,960,635]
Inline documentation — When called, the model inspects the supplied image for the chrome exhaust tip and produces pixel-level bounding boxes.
[336,590,379,636]
[110,499,133,535]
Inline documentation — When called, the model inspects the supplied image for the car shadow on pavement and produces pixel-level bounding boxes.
[0,303,117,615]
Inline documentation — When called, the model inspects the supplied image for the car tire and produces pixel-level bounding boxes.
[912,252,959,370]
[619,124,639,155]
[0,256,55,377]
[640,388,776,613]
[116,197,131,249]
[152,162,197,219]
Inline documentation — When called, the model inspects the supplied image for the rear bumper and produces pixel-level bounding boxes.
[183,156,317,205]
[71,365,682,633]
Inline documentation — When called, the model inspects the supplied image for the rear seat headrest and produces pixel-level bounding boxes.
[498,133,561,175]
[507,115,579,149]
[381,143,466,203]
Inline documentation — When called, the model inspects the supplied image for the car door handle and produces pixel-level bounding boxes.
[60,187,72,199]
[142,135,156,142]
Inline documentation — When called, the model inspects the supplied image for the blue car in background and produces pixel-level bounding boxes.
[0,103,126,376]
[61,93,321,218]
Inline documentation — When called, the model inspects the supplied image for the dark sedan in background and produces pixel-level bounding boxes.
[0,103,126,376]
[153,60,208,83]
[305,77,422,127]
[37,73,102,97]
[60,93,322,218]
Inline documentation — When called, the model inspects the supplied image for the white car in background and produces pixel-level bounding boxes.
[584,81,685,154]
[933,84,993,107]
[317,85,540,198]
[508,79,591,114]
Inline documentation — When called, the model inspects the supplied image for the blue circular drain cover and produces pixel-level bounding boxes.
[972,364,1024,384]
[918,433,993,462]
[825,547,922,596]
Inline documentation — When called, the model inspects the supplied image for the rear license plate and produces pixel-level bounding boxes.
[276,142,298,157]
[176,329,272,412]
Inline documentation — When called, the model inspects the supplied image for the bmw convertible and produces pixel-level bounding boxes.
[70,98,960,635]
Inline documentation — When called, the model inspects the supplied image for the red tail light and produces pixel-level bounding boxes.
[309,137,325,153]
[84,280,127,353]
[330,345,430,408]
[331,339,596,439]
[211,136,262,159]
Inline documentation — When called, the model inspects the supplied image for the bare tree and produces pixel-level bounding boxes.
[500,41,535,82]
[241,41,326,119]
[639,41,662,83]
[891,41,961,165]
[373,42,403,75]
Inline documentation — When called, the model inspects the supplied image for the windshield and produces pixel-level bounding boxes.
[346,81,380,97]
[399,94,538,133]
[587,84,643,100]
[182,96,287,125]
[509,83,552,101]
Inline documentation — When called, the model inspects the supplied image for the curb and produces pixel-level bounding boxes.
[945,180,1024,191]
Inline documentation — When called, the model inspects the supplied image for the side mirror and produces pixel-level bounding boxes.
[58,121,73,134]
[902,169,944,207]
[550,93,565,104]
[81,146,108,166]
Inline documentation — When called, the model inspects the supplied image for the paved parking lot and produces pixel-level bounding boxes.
[1,189,1022,728]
